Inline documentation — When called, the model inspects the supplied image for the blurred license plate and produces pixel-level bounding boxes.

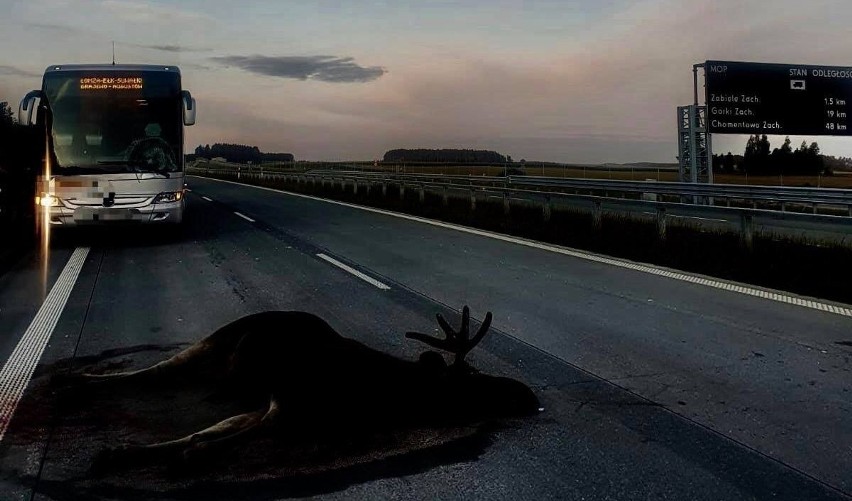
[73,208,132,221]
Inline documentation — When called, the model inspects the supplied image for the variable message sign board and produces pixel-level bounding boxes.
[705,60,852,135]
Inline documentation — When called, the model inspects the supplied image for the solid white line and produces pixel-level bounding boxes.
[316,253,391,290]
[201,196,213,202]
[191,176,852,318]
[233,211,255,223]
[0,247,90,441]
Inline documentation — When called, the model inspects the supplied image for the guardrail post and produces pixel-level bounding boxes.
[419,185,425,203]
[470,189,476,211]
[592,200,602,231]
[656,207,667,241]
[382,182,387,197]
[353,180,358,195]
[542,196,551,222]
[740,211,754,252]
[442,187,449,207]
[848,205,852,217]
[400,183,406,200]
[503,192,510,215]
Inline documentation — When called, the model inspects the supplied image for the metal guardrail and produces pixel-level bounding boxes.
[189,164,852,209]
[187,166,852,248]
[509,176,852,207]
[298,169,852,214]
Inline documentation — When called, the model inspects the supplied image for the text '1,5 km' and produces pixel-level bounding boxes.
[705,60,852,136]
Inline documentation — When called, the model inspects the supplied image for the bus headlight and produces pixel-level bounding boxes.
[153,191,184,203]
[36,194,60,207]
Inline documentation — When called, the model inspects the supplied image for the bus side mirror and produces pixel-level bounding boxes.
[18,90,43,127]
[182,90,196,126]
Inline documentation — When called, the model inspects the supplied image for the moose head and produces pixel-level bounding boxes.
[405,306,541,419]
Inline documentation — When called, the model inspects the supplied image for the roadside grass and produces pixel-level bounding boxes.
[199,171,852,305]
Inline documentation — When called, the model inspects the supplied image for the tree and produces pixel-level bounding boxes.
[742,134,772,174]
[770,136,794,174]
[807,142,824,175]
[807,142,820,157]
[0,102,13,125]
[383,149,509,163]
[724,152,735,173]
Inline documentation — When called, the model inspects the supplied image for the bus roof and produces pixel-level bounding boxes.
[44,64,181,74]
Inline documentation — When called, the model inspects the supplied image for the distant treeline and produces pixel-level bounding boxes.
[713,135,848,176]
[194,143,295,164]
[383,149,511,163]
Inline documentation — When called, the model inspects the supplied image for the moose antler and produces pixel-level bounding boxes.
[406,306,493,368]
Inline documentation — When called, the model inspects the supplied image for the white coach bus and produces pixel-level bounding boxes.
[18,64,196,226]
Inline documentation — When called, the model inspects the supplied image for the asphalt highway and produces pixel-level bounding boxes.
[0,175,849,500]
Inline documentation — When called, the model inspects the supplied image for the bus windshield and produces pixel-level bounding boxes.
[43,71,182,175]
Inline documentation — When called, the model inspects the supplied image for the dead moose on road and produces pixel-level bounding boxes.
[42,305,541,495]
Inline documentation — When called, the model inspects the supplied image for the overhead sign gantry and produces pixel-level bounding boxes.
[678,60,852,184]
[705,61,852,136]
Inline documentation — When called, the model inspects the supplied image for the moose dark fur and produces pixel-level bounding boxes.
[77,306,540,466]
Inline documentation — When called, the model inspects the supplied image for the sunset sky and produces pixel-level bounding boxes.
[2,0,851,163]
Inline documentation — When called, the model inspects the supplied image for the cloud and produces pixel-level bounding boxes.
[211,55,386,83]
[138,44,185,53]
[0,65,42,78]
[25,22,81,34]
[127,43,208,53]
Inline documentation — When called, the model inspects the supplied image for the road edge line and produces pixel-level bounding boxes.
[0,246,90,441]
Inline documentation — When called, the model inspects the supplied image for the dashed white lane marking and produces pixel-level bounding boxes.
[192,176,852,318]
[0,247,90,441]
[317,253,391,290]
[233,211,255,223]
[201,196,213,202]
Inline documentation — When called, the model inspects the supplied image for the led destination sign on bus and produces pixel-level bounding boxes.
[79,77,144,91]
[705,60,852,136]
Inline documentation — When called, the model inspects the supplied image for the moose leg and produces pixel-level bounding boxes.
[91,408,268,474]
[80,341,215,384]
[78,321,248,385]
[181,395,282,460]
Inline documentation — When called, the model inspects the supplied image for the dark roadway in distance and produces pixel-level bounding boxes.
[0,176,849,500]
